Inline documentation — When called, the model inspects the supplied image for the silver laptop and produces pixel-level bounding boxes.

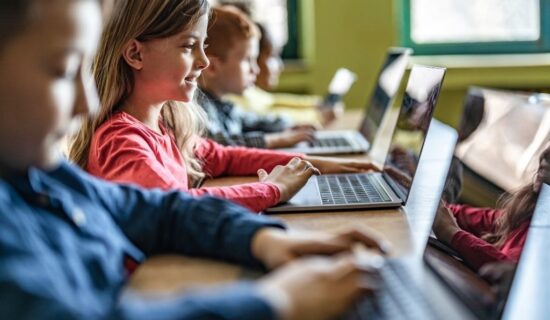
[279,47,412,155]
[266,65,446,213]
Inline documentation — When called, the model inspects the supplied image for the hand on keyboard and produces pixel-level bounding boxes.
[251,227,390,270]
[265,128,316,148]
[257,255,378,320]
[258,157,320,203]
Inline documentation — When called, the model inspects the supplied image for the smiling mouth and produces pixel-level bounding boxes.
[185,75,200,85]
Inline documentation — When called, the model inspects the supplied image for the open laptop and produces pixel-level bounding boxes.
[279,47,412,155]
[266,65,446,213]
[351,176,546,320]
[351,222,496,319]
[322,67,357,106]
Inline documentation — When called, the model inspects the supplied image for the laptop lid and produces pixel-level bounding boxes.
[359,48,413,143]
[381,65,446,203]
[323,68,358,105]
[423,184,546,320]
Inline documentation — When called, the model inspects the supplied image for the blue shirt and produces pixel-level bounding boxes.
[0,161,284,319]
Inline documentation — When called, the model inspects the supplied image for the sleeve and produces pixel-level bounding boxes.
[234,106,293,133]
[80,168,286,267]
[0,277,276,320]
[197,139,304,177]
[450,231,515,271]
[188,183,280,213]
[89,126,189,191]
[116,283,276,320]
[446,204,502,237]
[210,130,267,148]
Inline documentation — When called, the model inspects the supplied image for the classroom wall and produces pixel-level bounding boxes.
[277,0,550,127]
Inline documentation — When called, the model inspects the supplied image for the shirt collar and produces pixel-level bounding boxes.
[200,89,234,115]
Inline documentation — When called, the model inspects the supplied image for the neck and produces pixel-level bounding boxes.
[121,90,165,134]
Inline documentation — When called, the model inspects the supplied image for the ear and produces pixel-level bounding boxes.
[122,39,144,71]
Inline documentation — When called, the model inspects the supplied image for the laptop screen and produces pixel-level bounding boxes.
[382,65,446,202]
[359,48,412,143]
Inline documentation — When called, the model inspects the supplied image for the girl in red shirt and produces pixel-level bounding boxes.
[433,160,546,271]
[69,0,377,213]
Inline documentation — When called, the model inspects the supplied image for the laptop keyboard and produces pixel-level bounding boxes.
[317,174,391,205]
[310,137,352,148]
[350,261,439,320]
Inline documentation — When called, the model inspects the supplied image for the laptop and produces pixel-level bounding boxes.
[322,67,357,106]
[266,65,446,213]
[350,175,546,320]
[350,224,496,319]
[279,47,412,156]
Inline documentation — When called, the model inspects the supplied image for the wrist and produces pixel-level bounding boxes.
[272,182,289,203]
[252,228,285,266]
[265,133,282,149]
[257,280,293,320]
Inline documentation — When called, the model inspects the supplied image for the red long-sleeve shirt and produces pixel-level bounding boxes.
[447,204,530,271]
[87,112,303,212]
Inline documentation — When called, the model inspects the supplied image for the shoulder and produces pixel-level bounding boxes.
[93,113,160,153]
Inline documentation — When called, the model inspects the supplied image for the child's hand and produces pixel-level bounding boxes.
[432,204,461,244]
[305,156,379,174]
[265,129,316,149]
[257,255,377,320]
[317,101,344,127]
[251,227,389,270]
[258,157,320,202]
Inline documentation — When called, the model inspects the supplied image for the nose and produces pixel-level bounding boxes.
[251,59,260,76]
[73,66,100,118]
[195,48,210,71]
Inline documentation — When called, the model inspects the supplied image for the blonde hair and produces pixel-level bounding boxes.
[482,182,539,248]
[69,0,209,183]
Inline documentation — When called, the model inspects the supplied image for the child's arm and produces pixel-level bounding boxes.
[0,276,276,320]
[197,139,303,177]
[446,204,502,237]
[81,163,286,265]
[450,230,521,271]
[88,131,191,191]
[235,106,292,133]
[188,182,281,212]
[209,130,269,148]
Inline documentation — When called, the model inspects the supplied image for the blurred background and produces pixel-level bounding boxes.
[215,0,550,127]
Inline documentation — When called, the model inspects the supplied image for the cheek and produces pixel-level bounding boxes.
[51,81,76,118]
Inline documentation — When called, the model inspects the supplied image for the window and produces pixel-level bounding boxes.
[400,0,550,55]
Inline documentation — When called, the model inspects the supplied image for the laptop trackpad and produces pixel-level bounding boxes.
[282,177,322,206]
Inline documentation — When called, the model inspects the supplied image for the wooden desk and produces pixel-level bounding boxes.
[128,115,459,300]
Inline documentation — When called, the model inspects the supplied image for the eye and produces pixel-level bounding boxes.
[51,56,80,80]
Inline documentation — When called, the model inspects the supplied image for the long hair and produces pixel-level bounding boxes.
[482,182,539,247]
[69,0,209,183]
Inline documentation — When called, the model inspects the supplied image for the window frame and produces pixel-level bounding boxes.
[399,0,550,55]
[282,0,300,60]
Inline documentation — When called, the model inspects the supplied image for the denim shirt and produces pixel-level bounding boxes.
[0,161,283,319]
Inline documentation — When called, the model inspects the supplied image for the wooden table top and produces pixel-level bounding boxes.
[128,113,459,296]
